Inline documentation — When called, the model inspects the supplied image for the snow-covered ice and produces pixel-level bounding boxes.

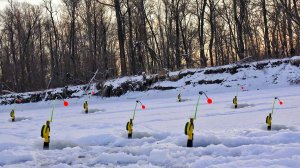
[1,83,300,167]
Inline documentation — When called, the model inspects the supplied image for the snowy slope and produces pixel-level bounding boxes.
[1,56,300,104]
[103,57,300,98]
[1,83,300,167]
[150,57,300,93]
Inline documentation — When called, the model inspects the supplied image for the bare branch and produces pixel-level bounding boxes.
[96,0,114,7]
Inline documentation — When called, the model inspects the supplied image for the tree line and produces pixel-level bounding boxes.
[0,0,299,93]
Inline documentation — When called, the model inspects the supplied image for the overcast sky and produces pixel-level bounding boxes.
[0,0,60,10]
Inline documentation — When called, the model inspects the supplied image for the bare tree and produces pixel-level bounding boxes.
[196,0,208,67]
[261,0,271,58]
[62,0,81,78]
[114,0,127,76]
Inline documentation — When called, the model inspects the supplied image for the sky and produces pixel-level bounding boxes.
[0,0,60,10]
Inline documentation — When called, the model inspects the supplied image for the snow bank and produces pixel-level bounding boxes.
[0,58,300,167]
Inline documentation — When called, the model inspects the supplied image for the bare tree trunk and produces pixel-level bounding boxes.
[208,0,216,66]
[262,0,271,58]
[38,21,46,89]
[179,15,190,68]
[144,7,161,71]
[8,9,18,91]
[165,3,172,69]
[85,0,96,72]
[93,0,98,69]
[174,0,181,69]
[127,0,136,75]
[44,0,60,87]
[196,0,208,67]
[233,0,245,60]
[282,11,288,57]
[286,0,294,56]
[272,10,280,57]
[100,14,108,72]
[158,2,167,68]
[70,2,77,77]
[114,0,127,76]
[296,26,300,54]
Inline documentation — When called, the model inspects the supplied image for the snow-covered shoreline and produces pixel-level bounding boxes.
[0,57,300,167]
[1,56,300,105]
